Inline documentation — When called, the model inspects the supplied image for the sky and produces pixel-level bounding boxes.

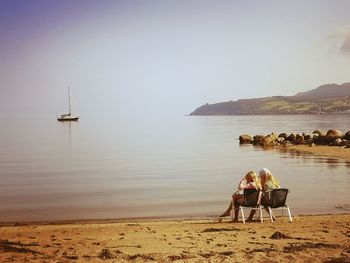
[1,0,350,118]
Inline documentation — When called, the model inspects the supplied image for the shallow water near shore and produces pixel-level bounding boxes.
[0,114,349,222]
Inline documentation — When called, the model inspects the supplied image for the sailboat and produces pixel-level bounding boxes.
[57,87,79,121]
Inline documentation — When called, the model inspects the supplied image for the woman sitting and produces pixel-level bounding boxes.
[246,168,280,221]
[219,171,261,222]
[260,168,280,192]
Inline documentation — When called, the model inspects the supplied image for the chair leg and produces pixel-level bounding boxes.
[259,207,263,223]
[240,206,245,224]
[268,207,274,222]
[286,206,292,222]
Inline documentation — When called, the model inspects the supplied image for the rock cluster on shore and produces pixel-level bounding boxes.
[239,129,350,147]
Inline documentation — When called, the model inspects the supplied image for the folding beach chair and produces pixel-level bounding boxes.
[235,189,263,224]
[265,188,292,222]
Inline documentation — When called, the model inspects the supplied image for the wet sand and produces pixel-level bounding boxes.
[0,214,349,262]
[280,145,350,160]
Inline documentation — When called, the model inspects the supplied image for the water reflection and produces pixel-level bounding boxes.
[57,121,78,145]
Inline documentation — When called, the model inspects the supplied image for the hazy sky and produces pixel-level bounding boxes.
[1,0,350,117]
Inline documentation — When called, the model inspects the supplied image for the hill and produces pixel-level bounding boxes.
[190,83,350,115]
[295,83,350,97]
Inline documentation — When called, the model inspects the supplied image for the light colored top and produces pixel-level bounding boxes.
[263,181,280,192]
[236,178,257,194]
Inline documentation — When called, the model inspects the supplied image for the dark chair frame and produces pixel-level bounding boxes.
[264,188,292,222]
[234,189,263,224]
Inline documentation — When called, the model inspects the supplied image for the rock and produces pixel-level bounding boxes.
[312,134,319,142]
[305,138,313,145]
[313,130,326,136]
[303,133,312,140]
[260,135,277,147]
[332,138,343,146]
[313,134,327,145]
[295,134,305,145]
[287,133,296,143]
[270,140,278,146]
[341,139,350,147]
[260,136,272,147]
[98,249,115,260]
[253,135,264,145]
[239,134,253,144]
[270,133,278,141]
[270,231,291,239]
[277,137,285,143]
[239,129,348,148]
[319,136,328,145]
[344,131,350,140]
[326,129,343,142]
[278,133,287,139]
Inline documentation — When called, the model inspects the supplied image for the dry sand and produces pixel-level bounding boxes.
[0,214,349,262]
[279,145,350,161]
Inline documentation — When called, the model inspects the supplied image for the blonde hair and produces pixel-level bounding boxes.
[259,168,280,189]
[244,171,262,190]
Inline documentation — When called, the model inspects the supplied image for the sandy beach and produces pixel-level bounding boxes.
[279,145,350,161]
[0,214,349,262]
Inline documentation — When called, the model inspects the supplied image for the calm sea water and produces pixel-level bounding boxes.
[0,114,349,222]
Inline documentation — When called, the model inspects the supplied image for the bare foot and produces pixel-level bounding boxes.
[219,212,230,217]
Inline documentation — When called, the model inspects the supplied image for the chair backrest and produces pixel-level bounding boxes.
[243,189,260,207]
[270,188,289,208]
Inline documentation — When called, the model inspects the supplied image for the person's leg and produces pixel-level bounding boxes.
[261,193,276,221]
[233,206,239,222]
[220,193,243,218]
[246,208,275,222]
[233,195,244,221]
[246,210,256,222]
[219,201,233,217]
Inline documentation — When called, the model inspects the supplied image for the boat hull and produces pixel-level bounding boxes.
[57,116,79,121]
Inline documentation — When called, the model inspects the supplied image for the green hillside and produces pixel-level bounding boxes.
[190,92,350,115]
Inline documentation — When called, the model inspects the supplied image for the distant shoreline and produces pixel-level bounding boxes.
[189,112,350,116]
[190,82,350,115]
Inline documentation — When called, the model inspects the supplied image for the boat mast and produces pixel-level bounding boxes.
[68,86,72,115]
